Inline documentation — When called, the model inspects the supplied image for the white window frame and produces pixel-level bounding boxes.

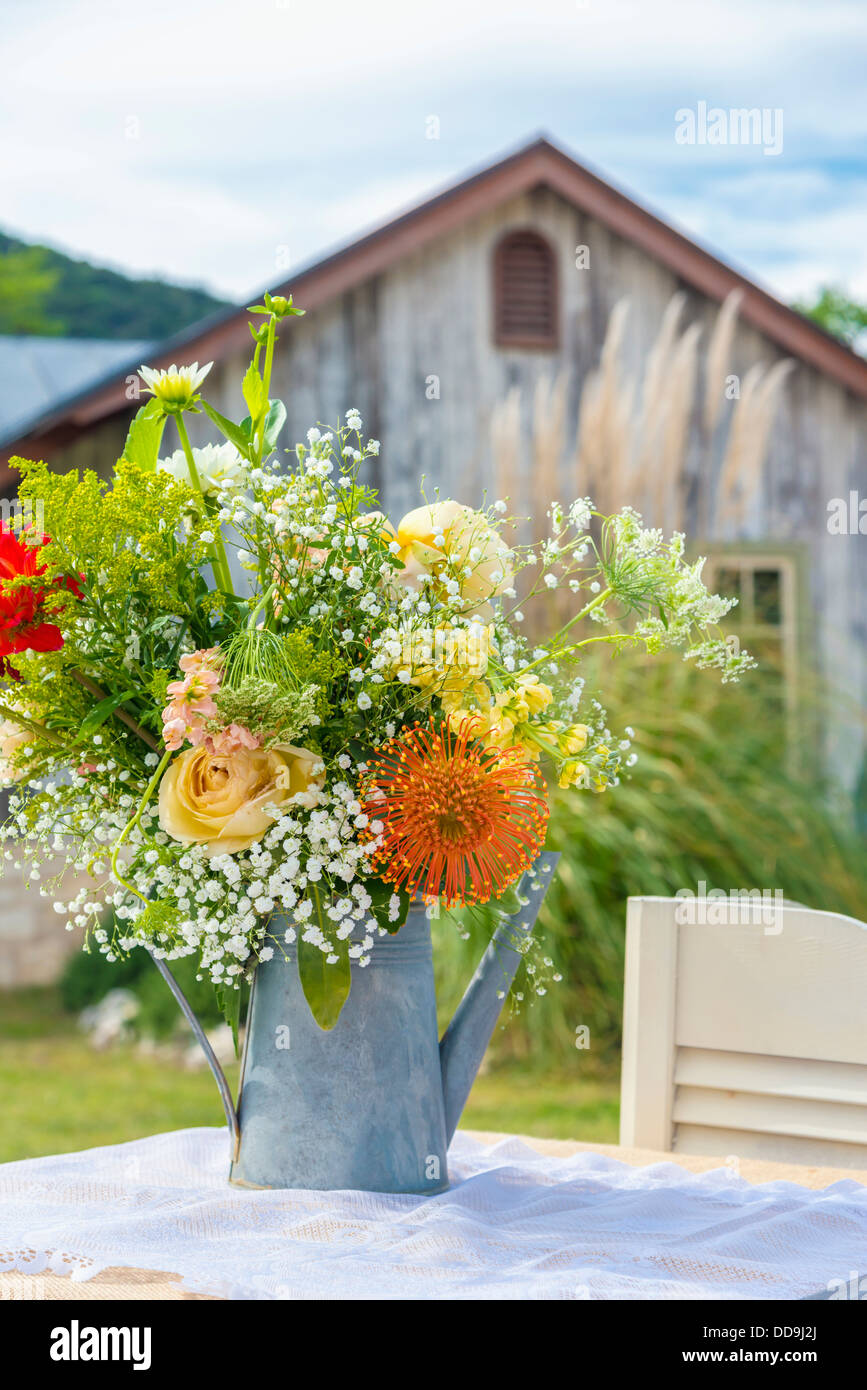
[705,551,800,734]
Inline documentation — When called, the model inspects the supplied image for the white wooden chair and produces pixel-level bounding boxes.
[620,897,867,1168]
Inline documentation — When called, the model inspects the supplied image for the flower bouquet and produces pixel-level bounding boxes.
[1,292,751,1189]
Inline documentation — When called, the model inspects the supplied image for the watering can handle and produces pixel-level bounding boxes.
[438,849,561,1143]
[151,955,241,1161]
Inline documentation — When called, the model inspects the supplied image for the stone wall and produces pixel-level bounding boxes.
[0,872,79,988]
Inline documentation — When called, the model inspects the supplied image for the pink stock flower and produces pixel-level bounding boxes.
[178,646,221,675]
[166,670,220,708]
[161,647,224,751]
[163,692,218,719]
[160,647,261,757]
[205,722,262,756]
[161,719,184,752]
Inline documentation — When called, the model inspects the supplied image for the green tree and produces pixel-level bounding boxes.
[0,230,229,340]
[792,284,867,352]
[0,246,65,334]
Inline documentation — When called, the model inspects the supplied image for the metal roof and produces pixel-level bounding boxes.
[0,334,153,443]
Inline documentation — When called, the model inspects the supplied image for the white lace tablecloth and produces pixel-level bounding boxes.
[2,1128,865,1300]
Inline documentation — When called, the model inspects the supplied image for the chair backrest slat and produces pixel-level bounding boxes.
[619,897,867,1167]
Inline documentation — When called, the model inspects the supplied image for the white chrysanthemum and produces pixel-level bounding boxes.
[139,360,213,408]
[158,442,246,496]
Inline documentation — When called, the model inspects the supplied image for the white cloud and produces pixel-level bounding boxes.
[1,0,863,305]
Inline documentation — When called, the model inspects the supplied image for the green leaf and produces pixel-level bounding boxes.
[200,401,254,458]
[215,979,242,1054]
[366,878,411,935]
[242,363,267,423]
[79,689,137,738]
[492,885,524,916]
[122,399,166,471]
[297,933,351,1030]
[262,399,286,453]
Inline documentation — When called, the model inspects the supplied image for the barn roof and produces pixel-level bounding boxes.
[0,335,153,441]
[3,134,866,465]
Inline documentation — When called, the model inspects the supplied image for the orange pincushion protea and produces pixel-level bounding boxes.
[362,717,549,907]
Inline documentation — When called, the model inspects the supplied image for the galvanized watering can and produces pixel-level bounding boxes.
[154,851,560,1194]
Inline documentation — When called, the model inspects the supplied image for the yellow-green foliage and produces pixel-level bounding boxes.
[10,456,225,749]
[13,456,206,616]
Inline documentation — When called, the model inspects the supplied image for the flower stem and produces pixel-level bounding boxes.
[175,413,234,595]
[557,585,614,637]
[518,587,615,676]
[256,316,277,464]
[0,699,64,747]
[246,583,275,630]
[70,671,160,751]
[110,747,172,903]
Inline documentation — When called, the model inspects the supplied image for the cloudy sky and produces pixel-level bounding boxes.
[2,0,865,306]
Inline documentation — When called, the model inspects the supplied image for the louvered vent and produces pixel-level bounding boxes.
[494,230,558,348]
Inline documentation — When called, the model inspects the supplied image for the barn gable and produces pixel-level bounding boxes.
[2,135,866,470]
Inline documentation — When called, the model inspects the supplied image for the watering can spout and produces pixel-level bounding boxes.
[438,850,560,1145]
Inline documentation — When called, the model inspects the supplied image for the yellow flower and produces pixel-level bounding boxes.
[393,623,493,698]
[537,719,590,756]
[548,726,595,789]
[492,725,539,763]
[393,501,513,615]
[440,678,492,715]
[514,674,554,716]
[442,678,554,765]
[558,760,588,790]
[451,706,535,764]
[494,689,529,725]
[564,724,591,755]
[493,678,553,728]
[158,742,323,857]
[444,705,493,739]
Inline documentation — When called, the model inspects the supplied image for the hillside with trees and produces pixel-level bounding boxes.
[0,232,229,339]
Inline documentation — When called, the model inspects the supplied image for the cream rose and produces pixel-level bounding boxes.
[158,742,323,857]
[393,500,513,614]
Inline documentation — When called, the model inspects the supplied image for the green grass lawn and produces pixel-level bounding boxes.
[0,988,619,1163]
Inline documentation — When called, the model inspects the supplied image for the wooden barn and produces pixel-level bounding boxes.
[1,135,865,982]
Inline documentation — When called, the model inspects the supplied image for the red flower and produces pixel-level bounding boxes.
[0,526,80,678]
[362,717,549,907]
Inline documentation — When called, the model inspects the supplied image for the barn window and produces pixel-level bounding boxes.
[494,230,558,349]
[706,553,799,729]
